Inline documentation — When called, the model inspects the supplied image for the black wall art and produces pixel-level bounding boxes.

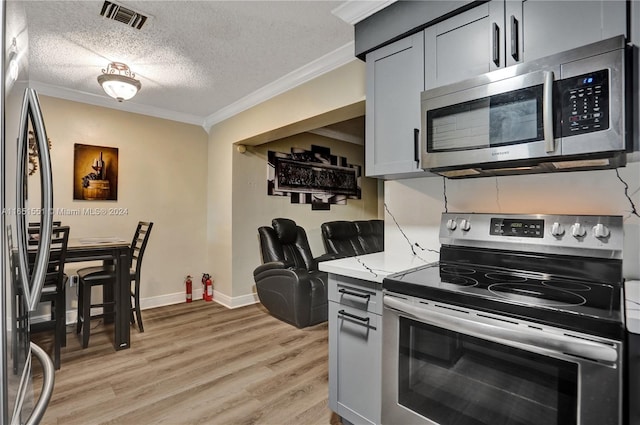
[267,145,361,210]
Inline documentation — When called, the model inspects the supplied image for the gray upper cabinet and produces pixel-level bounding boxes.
[631,0,640,157]
[363,0,626,179]
[509,0,626,66]
[425,0,626,90]
[425,1,505,90]
[365,32,426,179]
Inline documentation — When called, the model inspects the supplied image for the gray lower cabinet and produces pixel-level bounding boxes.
[328,275,382,425]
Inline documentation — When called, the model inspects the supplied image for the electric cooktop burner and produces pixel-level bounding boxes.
[384,261,623,339]
[487,283,587,307]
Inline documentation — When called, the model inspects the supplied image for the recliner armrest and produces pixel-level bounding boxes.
[253,261,294,277]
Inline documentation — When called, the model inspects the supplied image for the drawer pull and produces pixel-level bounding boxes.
[338,309,370,323]
[338,288,371,300]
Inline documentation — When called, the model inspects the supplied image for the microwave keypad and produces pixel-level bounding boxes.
[561,69,609,136]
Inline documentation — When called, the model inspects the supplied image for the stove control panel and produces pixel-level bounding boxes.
[440,213,623,259]
[490,218,544,238]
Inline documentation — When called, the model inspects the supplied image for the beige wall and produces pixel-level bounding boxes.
[37,96,209,309]
[383,164,640,280]
[207,59,375,306]
[231,133,379,300]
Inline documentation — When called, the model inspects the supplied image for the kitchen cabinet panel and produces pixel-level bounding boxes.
[365,32,426,179]
[425,2,505,89]
[328,274,382,315]
[426,0,626,88]
[361,0,626,180]
[514,0,626,65]
[631,0,640,157]
[328,276,382,425]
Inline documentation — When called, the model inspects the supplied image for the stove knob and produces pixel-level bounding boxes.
[459,219,471,232]
[550,222,565,237]
[446,219,457,231]
[571,223,586,238]
[593,223,610,239]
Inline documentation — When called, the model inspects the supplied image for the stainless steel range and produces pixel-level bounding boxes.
[382,213,626,425]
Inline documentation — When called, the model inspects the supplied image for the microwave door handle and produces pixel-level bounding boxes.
[543,71,555,153]
[383,295,618,364]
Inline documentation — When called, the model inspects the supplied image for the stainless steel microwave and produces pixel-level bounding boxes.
[421,35,629,178]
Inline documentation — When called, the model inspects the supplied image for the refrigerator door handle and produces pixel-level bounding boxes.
[25,342,55,425]
[16,88,54,311]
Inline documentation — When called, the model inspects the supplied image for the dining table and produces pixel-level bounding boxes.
[65,237,131,350]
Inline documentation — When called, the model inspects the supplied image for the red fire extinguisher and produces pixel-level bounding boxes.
[202,273,213,302]
[185,275,193,303]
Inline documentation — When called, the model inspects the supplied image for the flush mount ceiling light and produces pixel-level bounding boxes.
[97,62,141,102]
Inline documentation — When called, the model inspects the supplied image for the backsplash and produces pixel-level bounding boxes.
[384,162,640,279]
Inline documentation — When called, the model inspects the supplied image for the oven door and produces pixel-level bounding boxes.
[382,294,622,425]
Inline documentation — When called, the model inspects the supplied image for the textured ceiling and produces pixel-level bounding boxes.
[23,0,355,126]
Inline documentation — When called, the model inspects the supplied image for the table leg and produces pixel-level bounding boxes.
[114,247,130,350]
[103,278,114,324]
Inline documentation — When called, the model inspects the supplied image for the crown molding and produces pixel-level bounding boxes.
[30,41,360,132]
[331,0,397,25]
[27,80,205,127]
[203,41,357,132]
[308,128,363,145]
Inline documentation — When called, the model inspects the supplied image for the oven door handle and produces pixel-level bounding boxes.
[384,295,618,364]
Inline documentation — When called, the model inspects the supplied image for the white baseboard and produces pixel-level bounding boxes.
[33,288,261,325]
[139,288,259,309]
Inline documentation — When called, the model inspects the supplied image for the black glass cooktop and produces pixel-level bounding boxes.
[384,261,624,340]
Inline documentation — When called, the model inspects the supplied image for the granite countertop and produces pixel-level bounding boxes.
[318,251,432,283]
[626,280,640,334]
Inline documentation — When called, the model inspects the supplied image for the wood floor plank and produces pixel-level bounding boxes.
[31,301,337,425]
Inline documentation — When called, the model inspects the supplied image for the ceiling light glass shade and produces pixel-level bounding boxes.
[97,62,141,102]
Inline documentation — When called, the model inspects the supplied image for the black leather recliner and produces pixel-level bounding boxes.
[253,218,331,328]
[321,219,384,258]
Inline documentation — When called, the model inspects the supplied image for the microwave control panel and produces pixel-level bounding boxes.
[560,69,609,136]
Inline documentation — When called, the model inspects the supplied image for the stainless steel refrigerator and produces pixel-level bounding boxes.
[2,0,56,423]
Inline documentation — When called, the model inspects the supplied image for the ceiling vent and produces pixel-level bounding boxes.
[100,1,148,30]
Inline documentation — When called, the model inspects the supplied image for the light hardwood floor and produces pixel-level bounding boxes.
[31,300,341,425]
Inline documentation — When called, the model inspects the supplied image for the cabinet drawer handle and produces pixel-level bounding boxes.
[339,288,371,300]
[338,309,370,323]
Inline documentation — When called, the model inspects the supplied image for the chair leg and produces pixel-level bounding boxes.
[134,292,144,333]
[60,287,67,348]
[82,283,91,349]
[54,296,63,369]
[76,281,84,335]
[130,296,135,325]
